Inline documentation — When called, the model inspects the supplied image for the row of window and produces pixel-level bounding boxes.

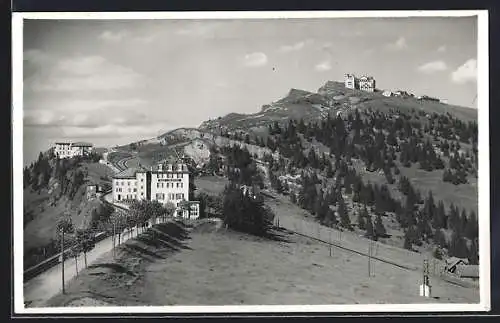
[155,193,185,201]
[116,188,137,193]
[156,182,184,189]
[115,180,135,186]
[157,173,183,179]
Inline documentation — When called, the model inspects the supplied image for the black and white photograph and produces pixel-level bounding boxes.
[13,10,490,314]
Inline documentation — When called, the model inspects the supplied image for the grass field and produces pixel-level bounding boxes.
[195,176,228,196]
[45,218,479,307]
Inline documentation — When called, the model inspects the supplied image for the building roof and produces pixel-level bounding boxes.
[457,265,479,278]
[55,142,71,145]
[72,142,93,147]
[113,167,139,179]
[446,257,469,268]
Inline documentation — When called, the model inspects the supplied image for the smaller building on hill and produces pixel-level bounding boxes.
[382,90,393,97]
[344,73,376,92]
[54,141,94,159]
[344,73,358,89]
[358,76,376,92]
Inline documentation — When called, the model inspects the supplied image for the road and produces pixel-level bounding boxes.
[23,193,137,308]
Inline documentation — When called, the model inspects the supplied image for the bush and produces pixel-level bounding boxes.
[222,185,275,237]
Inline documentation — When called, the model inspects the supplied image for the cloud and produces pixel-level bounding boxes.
[387,37,408,50]
[315,60,332,72]
[57,124,167,139]
[339,30,364,37]
[23,99,151,128]
[417,60,448,74]
[24,49,52,65]
[134,34,156,43]
[175,22,219,37]
[451,59,477,84]
[279,41,306,53]
[243,52,268,67]
[26,53,144,92]
[437,45,447,52]
[99,30,128,42]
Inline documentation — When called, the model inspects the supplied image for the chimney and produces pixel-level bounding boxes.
[177,163,183,172]
[158,163,163,171]
[167,164,173,172]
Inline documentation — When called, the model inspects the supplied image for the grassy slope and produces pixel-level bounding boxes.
[46,220,478,307]
[24,161,114,251]
[195,176,228,196]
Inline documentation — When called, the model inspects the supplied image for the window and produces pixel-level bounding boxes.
[157,183,160,188]
[180,183,184,188]
[133,188,137,192]
[141,178,144,182]
[128,188,131,193]
[161,183,164,188]
[128,181,130,186]
[156,193,164,200]
[176,183,180,188]
[141,186,143,189]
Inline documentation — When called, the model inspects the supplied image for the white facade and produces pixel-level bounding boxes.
[112,162,200,219]
[54,142,73,158]
[344,74,357,89]
[112,177,138,202]
[358,76,375,92]
[150,163,189,208]
[54,141,93,159]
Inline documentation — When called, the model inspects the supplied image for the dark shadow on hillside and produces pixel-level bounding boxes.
[87,263,137,276]
[263,227,292,243]
[159,221,192,241]
[115,221,193,261]
[274,226,296,235]
[122,243,165,260]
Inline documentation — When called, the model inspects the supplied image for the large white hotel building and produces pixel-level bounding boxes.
[112,160,200,219]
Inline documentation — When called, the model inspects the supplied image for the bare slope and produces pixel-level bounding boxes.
[46,220,478,307]
[199,81,477,133]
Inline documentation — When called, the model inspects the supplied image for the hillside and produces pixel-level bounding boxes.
[23,151,115,269]
[199,81,477,134]
[46,220,478,307]
[111,79,479,266]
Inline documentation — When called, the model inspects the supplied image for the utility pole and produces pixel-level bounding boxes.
[368,242,372,277]
[112,219,116,259]
[60,228,65,294]
[329,230,332,257]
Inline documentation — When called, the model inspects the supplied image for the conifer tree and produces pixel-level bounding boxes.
[338,195,352,230]
[374,213,387,238]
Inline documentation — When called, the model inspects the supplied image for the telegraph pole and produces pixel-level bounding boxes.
[368,242,372,277]
[60,228,65,294]
[112,219,116,259]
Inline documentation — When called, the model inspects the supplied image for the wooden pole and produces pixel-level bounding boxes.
[61,229,65,294]
[112,220,116,259]
[368,242,371,277]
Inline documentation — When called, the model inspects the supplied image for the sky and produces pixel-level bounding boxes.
[22,16,478,166]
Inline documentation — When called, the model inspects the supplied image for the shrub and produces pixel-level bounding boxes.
[222,185,275,237]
